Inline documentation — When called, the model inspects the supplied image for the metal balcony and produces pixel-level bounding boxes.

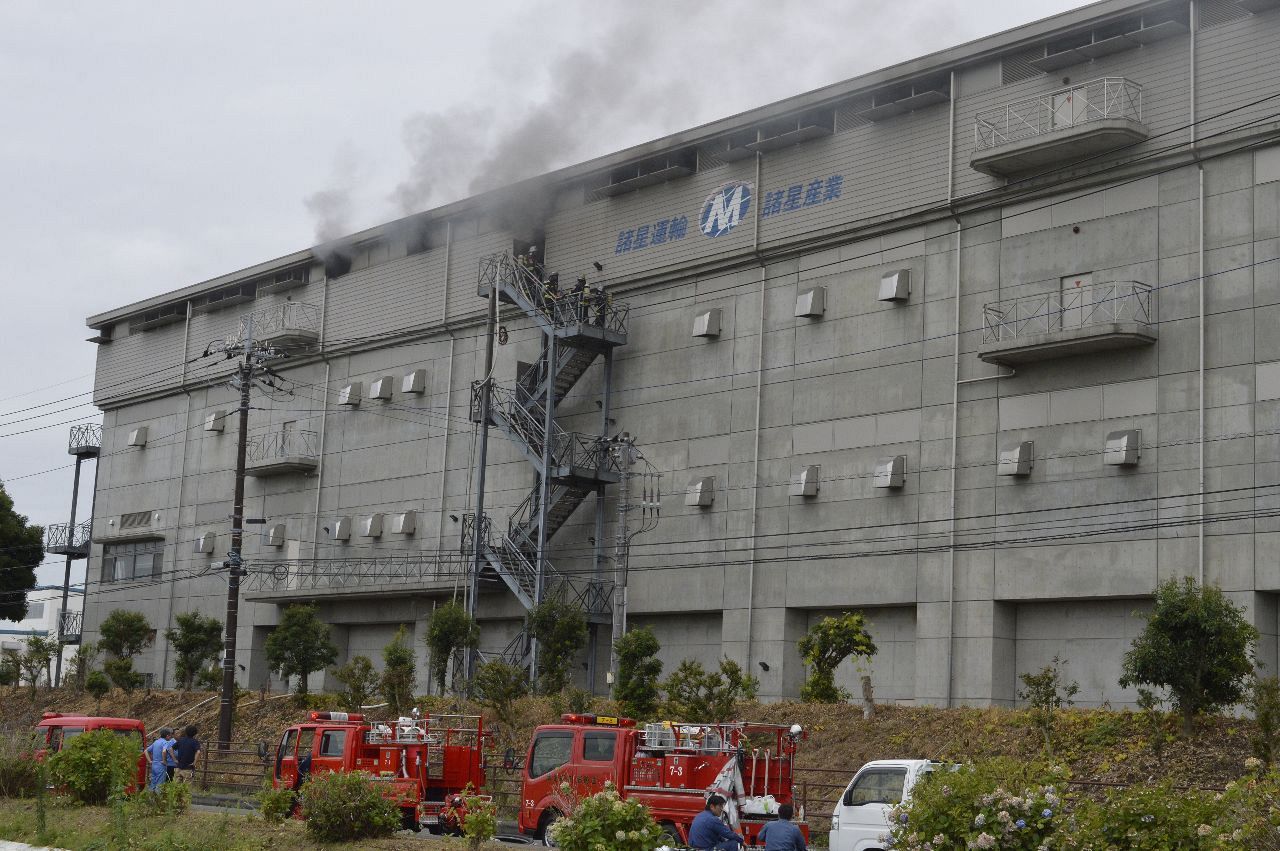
[68,423,102,458]
[230,302,320,350]
[245,429,319,476]
[971,78,1148,177]
[58,610,83,644]
[46,521,93,558]
[978,281,1156,365]
[243,552,469,602]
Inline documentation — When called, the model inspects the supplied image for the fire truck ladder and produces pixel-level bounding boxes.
[467,252,630,669]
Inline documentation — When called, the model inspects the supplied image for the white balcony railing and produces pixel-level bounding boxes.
[974,77,1143,151]
[246,429,318,464]
[228,302,320,348]
[982,282,1154,345]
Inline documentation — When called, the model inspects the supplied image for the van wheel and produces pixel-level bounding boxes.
[540,810,562,847]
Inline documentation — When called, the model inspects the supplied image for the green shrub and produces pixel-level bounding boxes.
[300,770,399,842]
[332,654,379,711]
[0,732,40,798]
[889,759,1067,851]
[1058,781,1232,851]
[614,627,663,720]
[256,780,295,825]
[103,657,143,693]
[548,782,665,851]
[133,778,191,815]
[663,658,759,721]
[461,788,497,849]
[473,660,529,731]
[85,670,111,706]
[1247,675,1280,768]
[48,728,140,804]
[798,611,877,703]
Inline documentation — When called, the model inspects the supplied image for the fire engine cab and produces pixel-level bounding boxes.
[273,711,490,832]
[35,712,148,792]
[518,713,808,847]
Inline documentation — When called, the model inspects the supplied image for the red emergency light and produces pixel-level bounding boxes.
[560,713,636,727]
[308,711,364,722]
[42,712,62,719]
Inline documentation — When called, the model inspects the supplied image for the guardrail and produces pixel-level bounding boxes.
[46,520,92,551]
[245,429,318,464]
[244,552,468,593]
[982,281,1153,344]
[479,252,630,335]
[974,77,1143,151]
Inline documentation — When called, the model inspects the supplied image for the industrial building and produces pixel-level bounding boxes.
[80,0,1280,706]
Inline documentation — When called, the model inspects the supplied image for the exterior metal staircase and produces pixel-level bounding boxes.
[468,253,631,664]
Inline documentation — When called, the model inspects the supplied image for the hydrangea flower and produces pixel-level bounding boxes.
[1015,819,1026,829]
[974,814,986,827]
[900,813,909,823]
[1042,808,1053,818]
[974,832,996,849]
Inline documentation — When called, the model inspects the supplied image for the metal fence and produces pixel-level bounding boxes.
[974,77,1143,150]
[68,423,102,454]
[245,429,318,464]
[195,740,271,793]
[982,281,1154,344]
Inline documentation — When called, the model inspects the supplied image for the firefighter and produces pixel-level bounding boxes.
[572,276,588,322]
[688,794,743,851]
[543,272,560,315]
[757,803,806,850]
[592,284,610,326]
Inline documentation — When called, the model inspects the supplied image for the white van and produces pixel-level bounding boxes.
[828,759,941,851]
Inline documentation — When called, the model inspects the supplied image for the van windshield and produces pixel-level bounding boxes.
[843,768,908,807]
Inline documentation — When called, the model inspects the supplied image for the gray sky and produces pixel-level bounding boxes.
[0,0,1085,585]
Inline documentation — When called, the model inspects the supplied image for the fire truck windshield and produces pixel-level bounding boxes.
[529,731,572,778]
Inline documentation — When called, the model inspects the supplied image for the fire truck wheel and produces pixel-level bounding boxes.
[539,809,562,847]
[401,810,420,832]
[657,821,680,845]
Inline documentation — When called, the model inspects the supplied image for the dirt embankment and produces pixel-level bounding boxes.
[6,688,1261,819]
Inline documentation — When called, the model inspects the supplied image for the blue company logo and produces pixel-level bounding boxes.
[699,181,753,238]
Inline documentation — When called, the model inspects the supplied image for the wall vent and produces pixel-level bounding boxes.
[127,427,149,448]
[204,411,226,433]
[338,382,362,407]
[795,287,826,318]
[789,465,821,497]
[369,376,393,401]
[997,441,1035,476]
[120,511,152,530]
[360,513,384,538]
[392,511,417,535]
[1104,429,1141,466]
[402,368,428,394]
[879,270,912,303]
[692,308,722,338]
[685,476,716,507]
[331,517,352,541]
[193,533,215,554]
[265,524,286,547]
[874,455,907,489]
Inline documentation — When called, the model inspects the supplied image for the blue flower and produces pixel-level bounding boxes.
[1015,819,1026,829]
[1042,809,1053,818]
[899,813,909,823]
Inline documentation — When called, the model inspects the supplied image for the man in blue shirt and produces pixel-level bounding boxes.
[147,727,175,790]
[688,795,743,850]
[757,803,807,851]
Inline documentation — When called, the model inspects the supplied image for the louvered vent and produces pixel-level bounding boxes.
[120,511,152,530]
[1001,48,1044,84]
[1198,0,1251,27]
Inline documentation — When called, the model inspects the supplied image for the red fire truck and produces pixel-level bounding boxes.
[518,713,808,847]
[272,711,491,832]
[34,712,148,792]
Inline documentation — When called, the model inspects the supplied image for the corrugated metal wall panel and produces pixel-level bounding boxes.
[1197,13,1280,142]
[325,248,447,345]
[93,320,188,407]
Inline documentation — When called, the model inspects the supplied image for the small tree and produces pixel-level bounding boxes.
[614,626,662,720]
[68,642,100,692]
[18,636,58,696]
[333,655,379,711]
[0,482,43,623]
[473,660,529,734]
[85,670,110,711]
[103,657,142,693]
[1120,578,1260,734]
[664,658,759,721]
[264,604,338,695]
[380,625,417,715]
[97,609,153,659]
[1246,675,1280,768]
[527,598,588,695]
[0,651,18,688]
[797,611,877,704]
[425,600,478,693]
[1017,655,1080,753]
[164,612,223,691]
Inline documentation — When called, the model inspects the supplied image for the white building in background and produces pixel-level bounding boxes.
[0,585,85,683]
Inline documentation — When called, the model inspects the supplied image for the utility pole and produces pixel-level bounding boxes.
[218,316,255,748]
[466,282,498,682]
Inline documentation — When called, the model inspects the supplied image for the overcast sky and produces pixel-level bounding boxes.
[0,0,1085,586]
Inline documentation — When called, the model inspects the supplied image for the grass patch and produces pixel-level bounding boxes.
[0,798,510,850]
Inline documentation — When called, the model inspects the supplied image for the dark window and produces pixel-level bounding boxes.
[319,730,347,757]
[582,731,617,762]
[529,732,573,778]
[102,542,162,583]
[843,769,907,807]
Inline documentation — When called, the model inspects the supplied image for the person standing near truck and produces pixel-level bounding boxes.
[688,795,744,851]
[758,804,807,851]
[147,728,175,790]
[173,725,201,782]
